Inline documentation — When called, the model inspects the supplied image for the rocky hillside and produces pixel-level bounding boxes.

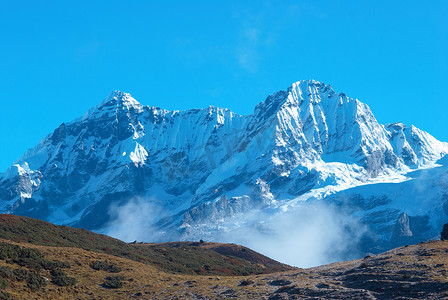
[0,215,446,299]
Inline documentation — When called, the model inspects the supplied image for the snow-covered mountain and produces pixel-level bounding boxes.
[1,80,447,265]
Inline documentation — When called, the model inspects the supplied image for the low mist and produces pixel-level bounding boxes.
[103,197,367,268]
[214,202,367,268]
[103,197,165,243]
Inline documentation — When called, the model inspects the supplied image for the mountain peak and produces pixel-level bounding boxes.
[253,79,341,121]
[290,79,328,87]
[75,90,143,122]
[99,90,142,109]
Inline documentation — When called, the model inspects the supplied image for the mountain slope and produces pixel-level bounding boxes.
[0,214,293,276]
[1,80,447,265]
[319,155,448,252]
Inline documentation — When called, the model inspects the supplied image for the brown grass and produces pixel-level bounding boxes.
[1,223,448,298]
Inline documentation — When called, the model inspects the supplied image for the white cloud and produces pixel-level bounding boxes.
[204,202,367,268]
[104,196,165,243]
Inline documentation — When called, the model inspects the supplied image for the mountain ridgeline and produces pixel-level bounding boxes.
[1,80,448,264]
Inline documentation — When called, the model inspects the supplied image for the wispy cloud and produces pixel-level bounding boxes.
[104,196,165,243]
[234,27,262,72]
[180,200,368,268]
[231,1,327,73]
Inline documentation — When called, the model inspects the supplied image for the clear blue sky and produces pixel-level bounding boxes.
[1,0,447,172]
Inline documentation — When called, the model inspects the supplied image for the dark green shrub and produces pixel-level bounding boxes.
[0,266,30,282]
[0,291,10,300]
[14,248,50,271]
[18,248,45,260]
[13,268,29,281]
[0,243,20,260]
[103,275,125,289]
[39,259,70,271]
[50,269,76,287]
[91,260,109,271]
[27,272,46,291]
[13,256,70,272]
[0,277,8,290]
[14,257,44,271]
[50,269,65,277]
[108,264,122,273]
[49,260,71,269]
[0,266,14,280]
[91,260,121,273]
[0,241,69,271]
[51,273,77,286]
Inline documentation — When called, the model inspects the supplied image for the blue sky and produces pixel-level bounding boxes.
[0,0,447,171]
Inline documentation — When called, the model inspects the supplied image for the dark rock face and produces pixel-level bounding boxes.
[390,212,432,247]
[287,170,319,196]
[392,212,413,239]
[441,223,448,240]
[183,195,252,226]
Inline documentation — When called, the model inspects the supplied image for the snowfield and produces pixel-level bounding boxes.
[1,80,448,266]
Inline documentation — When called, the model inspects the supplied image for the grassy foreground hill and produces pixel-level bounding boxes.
[0,214,293,276]
[0,214,448,299]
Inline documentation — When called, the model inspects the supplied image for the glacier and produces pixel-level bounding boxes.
[1,80,447,266]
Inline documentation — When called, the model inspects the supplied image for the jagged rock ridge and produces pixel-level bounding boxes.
[1,80,447,261]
